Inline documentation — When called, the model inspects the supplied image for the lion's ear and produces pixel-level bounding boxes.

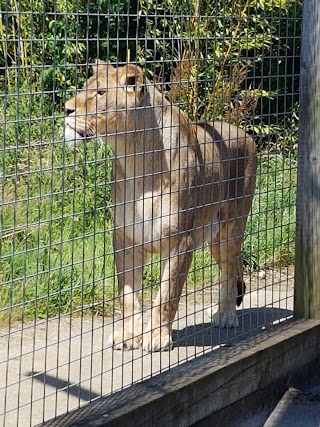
[92,59,115,75]
[120,65,145,92]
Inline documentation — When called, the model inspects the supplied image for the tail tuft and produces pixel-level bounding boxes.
[236,278,246,307]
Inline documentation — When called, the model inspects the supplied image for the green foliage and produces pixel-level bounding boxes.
[0,0,139,105]
[244,155,297,269]
[0,0,302,152]
[137,0,301,151]
[0,0,301,125]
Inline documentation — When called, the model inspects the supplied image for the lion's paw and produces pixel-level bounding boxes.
[207,307,239,328]
[109,330,141,350]
[142,330,173,352]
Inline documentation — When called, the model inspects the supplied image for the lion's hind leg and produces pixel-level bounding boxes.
[207,221,244,328]
[109,232,146,350]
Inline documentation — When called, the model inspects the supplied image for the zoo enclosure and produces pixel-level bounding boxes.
[0,0,307,425]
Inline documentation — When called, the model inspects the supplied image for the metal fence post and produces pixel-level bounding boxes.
[295,0,320,319]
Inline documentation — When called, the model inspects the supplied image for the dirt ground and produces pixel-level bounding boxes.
[0,268,294,426]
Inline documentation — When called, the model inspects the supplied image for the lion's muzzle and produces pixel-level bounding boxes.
[64,124,86,147]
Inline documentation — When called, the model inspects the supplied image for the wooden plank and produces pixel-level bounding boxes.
[42,320,320,426]
[295,0,320,319]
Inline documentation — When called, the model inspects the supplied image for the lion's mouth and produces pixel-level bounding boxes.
[63,123,94,147]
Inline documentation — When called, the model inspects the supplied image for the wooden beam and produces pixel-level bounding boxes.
[295,1,320,319]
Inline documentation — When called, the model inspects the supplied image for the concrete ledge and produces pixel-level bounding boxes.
[42,319,320,427]
[264,387,320,427]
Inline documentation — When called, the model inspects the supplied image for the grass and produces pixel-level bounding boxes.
[245,154,297,269]
[0,90,297,324]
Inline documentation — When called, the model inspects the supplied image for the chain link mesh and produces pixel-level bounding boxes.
[0,0,301,424]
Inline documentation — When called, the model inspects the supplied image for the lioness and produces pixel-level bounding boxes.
[64,60,257,352]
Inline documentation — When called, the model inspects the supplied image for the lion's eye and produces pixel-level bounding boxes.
[98,90,106,96]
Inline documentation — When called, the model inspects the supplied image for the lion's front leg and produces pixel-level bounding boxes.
[207,238,241,328]
[109,232,146,350]
[142,234,194,352]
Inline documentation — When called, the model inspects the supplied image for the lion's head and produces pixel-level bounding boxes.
[64,61,146,146]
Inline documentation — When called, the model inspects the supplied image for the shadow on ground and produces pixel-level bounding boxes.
[172,307,292,347]
[24,371,101,401]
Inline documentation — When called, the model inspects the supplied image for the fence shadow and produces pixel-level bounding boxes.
[24,371,101,401]
[172,307,293,348]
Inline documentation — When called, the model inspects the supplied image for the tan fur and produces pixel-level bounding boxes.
[64,61,257,352]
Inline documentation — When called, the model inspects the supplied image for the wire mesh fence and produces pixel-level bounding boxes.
[0,0,301,425]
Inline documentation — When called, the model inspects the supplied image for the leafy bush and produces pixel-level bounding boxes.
[0,0,139,105]
[137,0,301,152]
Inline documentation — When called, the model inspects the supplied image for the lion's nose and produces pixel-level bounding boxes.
[64,107,75,116]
